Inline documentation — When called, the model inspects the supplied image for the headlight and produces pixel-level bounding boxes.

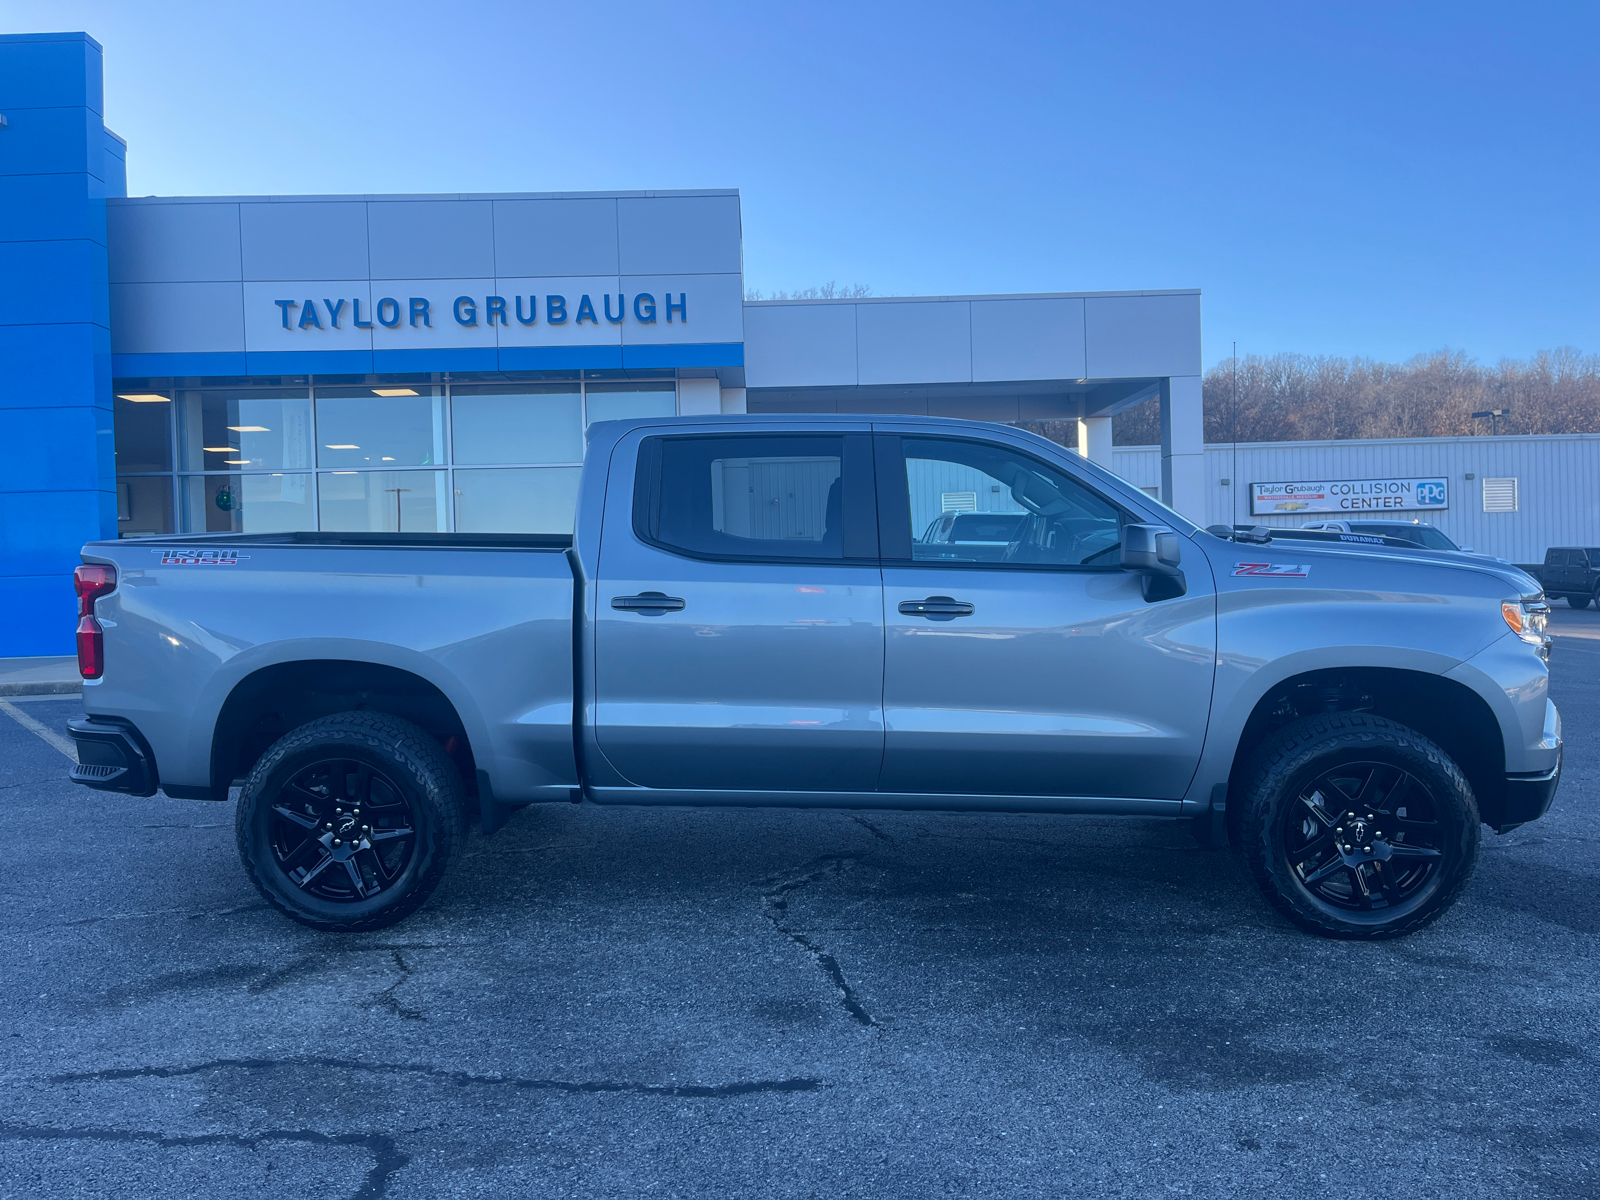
[1502,599,1550,646]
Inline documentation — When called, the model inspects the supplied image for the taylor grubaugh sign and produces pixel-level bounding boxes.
[1250,477,1449,516]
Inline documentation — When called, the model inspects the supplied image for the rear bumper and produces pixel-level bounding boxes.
[66,716,158,797]
[1494,751,1562,834]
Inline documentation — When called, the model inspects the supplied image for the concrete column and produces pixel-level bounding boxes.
[1159,376,1205,521]
[676,378,720,415]
[1078,415,1113,469]
[719,387,747,414]
[0,33,121,656]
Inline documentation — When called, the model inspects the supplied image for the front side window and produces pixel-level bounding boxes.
[639,434,866,562]
[899,437,1123,567]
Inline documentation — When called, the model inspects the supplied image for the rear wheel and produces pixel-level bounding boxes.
[1569,594,1591,609]
[236,712,465,931]
[1239,713,1479,939]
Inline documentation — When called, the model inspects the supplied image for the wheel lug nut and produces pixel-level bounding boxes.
[1363,845,1372,853]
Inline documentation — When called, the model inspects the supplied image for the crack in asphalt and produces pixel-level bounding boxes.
[48,1057,824,1098]
[847,814,893,843]
[0,1122,408,1200]
[365,950,425,1021]
[758,856,877,1028]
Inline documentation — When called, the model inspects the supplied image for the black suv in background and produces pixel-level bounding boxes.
[1525,548,1600,609]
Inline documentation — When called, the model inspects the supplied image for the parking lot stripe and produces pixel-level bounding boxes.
[0,698,77,761]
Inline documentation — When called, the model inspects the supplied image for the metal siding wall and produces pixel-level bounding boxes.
[1109,435,1600,563]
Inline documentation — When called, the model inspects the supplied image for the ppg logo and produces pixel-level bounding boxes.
[1417,482,1448,506]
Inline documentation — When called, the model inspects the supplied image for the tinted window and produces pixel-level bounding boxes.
[641,435,863,561]
[1348,523,1457,551]
[900,438,1122,567]
[1585,549,1600,565]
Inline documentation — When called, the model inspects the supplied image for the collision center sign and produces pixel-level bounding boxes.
[1250,477,1449,515]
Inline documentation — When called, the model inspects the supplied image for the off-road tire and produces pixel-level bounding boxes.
[1239,713,1479,940]
[236,711,465,931]
[1569,594,1591,610]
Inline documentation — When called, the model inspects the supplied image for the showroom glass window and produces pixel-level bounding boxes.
[109,377,680,537]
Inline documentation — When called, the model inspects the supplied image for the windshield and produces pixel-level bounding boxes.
[1348,523,1459,551]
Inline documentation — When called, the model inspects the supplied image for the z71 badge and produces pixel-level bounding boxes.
[152,548,249,566]
[1233,561,1310,578]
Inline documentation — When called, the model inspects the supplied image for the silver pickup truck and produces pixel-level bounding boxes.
[67,415,1562,939]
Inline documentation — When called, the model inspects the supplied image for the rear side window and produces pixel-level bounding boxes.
[634,434,876,562]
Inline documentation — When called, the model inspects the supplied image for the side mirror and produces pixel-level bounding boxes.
[1122,524,1186,601]
[1460,545,1474,553]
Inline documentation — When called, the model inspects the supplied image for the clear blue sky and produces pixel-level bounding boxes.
[10,1,1596,368]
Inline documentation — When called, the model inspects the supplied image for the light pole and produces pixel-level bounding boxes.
[1471,408,1509,435]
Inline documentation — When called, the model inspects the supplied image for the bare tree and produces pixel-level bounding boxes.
[1110,347,1600,444]
[745,281,873,301]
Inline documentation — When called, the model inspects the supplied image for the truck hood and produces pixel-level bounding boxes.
[1207,532,1543,600]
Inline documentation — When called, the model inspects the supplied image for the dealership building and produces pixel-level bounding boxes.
[6,31,1594,664]
[0,30,1205,657]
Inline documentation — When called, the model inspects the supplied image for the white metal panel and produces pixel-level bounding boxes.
[617,195,742,275]
[1084,294,1202,378]
[108,201,240,283]
[619,273,743,344]
[242,282,374,353]
[492,277,624,348]
[365,279,499,349]
[970,297,1087,382]
[493,198,619,277]
[743,303,857,388]
[240,201,369,282]
[367,200,495,280]
[1113,434,1600,564]
[108,281,244,353]
[857,300,972,386]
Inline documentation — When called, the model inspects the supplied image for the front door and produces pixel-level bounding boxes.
[875,431,1216,800]
[593,429,885,794]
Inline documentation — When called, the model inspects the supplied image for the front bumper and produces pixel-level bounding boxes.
[1494,750,1562,834]
[66,716,158,797]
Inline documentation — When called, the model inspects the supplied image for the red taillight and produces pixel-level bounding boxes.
[74,564,116,680]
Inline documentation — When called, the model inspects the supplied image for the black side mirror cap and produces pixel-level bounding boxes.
[1122,523,1186,601]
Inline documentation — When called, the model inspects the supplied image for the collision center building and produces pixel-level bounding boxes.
[1,30,1206,657]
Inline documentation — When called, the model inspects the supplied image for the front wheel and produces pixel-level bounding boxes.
[1569,594,1591,610]
[1239,713,1479,939]
[236,712,465,931]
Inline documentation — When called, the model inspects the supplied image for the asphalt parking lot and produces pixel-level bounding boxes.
[2,618,1598,1198]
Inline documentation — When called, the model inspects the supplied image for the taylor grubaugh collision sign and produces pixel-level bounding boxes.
[1250,477,1449,515]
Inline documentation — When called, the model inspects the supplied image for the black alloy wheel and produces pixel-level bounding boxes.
[1240,713,1479,939]
[237,711,465,931]
[269,758,418,902]
[1280,761,1443,915]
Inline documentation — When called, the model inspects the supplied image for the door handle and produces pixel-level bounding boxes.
[611,591,686,614]
[899,595,975,621]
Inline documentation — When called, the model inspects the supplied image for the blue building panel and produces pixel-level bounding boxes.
[0,240,110,328]
[1,31,117,656]
[0,406,114,491]
[0,173,107,244]
[371,347,500,374]
[244,349,376,376]
[0,105,105,178]
[0,324,109,406]
[0,32,102,113]
[2,575,79,657]
[109,351,248,379]
[497,345,624,372]
[0,489,116,577]
[623,342,744,370]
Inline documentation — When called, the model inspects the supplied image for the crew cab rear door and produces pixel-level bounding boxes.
[591,426,885,794]
[873,429,1216,801]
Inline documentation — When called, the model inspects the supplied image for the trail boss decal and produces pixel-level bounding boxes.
[153,549,249,566]
[1233,562,1311,578]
